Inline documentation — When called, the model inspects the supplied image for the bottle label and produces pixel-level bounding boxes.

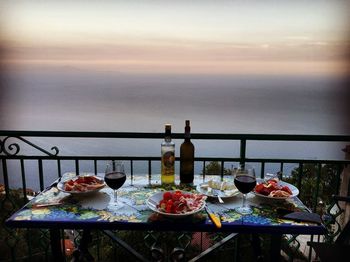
[162,151,175,169]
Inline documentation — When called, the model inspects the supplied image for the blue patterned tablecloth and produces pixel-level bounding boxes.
[6,173,326,235]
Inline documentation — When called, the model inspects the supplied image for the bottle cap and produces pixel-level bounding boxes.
[165,124,172,135]
[185,120,190,127]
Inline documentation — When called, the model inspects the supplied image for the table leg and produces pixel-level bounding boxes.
[270,234,282,262]
[103,230,150,262]
[252,234,263,261]
[188,233,238,262]
[50,229,64,262]
[72,229,94,262]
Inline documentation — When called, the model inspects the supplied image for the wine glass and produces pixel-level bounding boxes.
[105,160,127,210]
[233,164,256,215]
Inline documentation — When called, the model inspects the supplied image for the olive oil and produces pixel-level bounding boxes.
[161,124,175,184]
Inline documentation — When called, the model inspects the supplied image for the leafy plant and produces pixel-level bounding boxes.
[202,161,231,176]
[284,164,341,209]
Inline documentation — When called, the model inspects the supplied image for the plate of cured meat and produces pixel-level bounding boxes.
[253,178,299,200]
[147,190,206,218]
[57,175,105,195]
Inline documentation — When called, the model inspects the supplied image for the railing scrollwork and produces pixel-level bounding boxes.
[323,200,344,242]
[0,136,59,156]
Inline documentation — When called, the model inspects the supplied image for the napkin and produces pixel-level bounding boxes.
[282,211,322,224]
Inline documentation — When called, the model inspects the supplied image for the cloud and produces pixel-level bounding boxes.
[3,37,349,62]
[1,34,349,77]
[284,36,312,41]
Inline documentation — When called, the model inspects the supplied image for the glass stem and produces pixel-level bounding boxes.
[114,190,118,203]
[242,194,246,208]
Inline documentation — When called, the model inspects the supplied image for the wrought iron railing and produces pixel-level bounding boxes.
[1,130,350,261]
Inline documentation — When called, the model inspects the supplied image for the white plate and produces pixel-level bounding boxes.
[146,191,206,218]
[57,175,105,195]
[196,182,240,199]
[253,179,299,200]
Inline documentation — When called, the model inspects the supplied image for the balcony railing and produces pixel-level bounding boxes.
[1,130,350,261]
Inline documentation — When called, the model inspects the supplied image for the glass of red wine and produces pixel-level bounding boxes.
[233,164,256,215]
[105,160,127,210]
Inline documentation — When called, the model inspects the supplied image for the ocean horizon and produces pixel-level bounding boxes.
[0,67,349,190]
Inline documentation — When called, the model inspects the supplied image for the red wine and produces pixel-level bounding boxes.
[234,175,256,194]
[105,172,126,190]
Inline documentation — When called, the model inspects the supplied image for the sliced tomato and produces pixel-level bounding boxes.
[172,191,182,201]
[262,187,272,195]
[163,191,172,200]
[75,177,85,183]
[166,204,172,213]
[158,199,166,207]
[254,183,265,193]
[281,186,292,195]
[66,180,74,185]
[267,179,277,183]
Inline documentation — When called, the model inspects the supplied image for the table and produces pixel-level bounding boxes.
[6,173,326,261]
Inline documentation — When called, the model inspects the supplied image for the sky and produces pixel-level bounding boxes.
[1,0,349,76]
[1,1,350,190]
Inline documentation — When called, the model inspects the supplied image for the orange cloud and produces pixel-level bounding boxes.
[2,36,349,77]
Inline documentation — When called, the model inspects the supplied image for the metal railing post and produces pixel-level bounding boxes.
[240,139,246,165]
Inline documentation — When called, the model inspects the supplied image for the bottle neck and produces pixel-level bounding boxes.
[165,125,171,142]
[184,126,191,140]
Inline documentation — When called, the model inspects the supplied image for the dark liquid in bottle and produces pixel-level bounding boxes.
[105,172,126,190]
[234,175,256,194]
[180,141,195,184]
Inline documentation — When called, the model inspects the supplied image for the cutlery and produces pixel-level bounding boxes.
[49,176,63,189]
[212,189,224,203]
[205,205,221,228]
[206,186,224,203]
[147,198,158,209]
[32,202,62,208]
[216,195,224,204]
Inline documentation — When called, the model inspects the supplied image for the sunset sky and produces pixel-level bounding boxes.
[1,0,349,75]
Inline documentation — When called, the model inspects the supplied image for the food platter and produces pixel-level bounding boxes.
[146,191,206,218]
[253,179,299,200]
[196,181,240,199]
[57,175,105,195]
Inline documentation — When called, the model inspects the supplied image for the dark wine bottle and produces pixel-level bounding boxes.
[180,120,195,184]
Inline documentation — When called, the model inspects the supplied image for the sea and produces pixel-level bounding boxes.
[0,66,349,191]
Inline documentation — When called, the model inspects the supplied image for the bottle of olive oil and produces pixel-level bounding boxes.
[161,124,175,184]
[180,120,194,184]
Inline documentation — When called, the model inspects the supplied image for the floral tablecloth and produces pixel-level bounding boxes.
[9,180,322,232]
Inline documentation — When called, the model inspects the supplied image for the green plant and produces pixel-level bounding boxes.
[285,164,340,209]
[202,161,231,176]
